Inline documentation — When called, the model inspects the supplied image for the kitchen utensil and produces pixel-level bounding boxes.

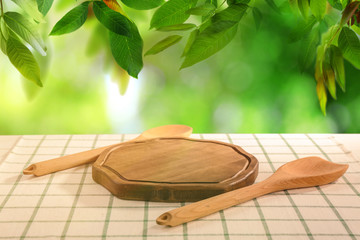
[23,125,193,176]
[156,156,348,226]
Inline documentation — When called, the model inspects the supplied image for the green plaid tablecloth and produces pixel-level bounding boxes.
[0,134,359,239]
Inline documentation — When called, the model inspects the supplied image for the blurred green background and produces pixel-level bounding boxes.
[0,0,359,134]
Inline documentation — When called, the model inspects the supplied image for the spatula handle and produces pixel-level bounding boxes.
[22,135,148,177]
[22,144,116,176]
[156,179,277,227]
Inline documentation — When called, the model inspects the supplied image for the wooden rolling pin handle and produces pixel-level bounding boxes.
[156,177,280,227]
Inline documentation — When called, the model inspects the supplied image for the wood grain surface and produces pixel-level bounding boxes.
[92,137,258,202]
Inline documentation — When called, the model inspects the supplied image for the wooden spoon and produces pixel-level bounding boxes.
[23,125,193,177]
[156,156,348,227]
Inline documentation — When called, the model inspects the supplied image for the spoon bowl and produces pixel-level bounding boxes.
[135,125,193,140]
[271,157,349,189]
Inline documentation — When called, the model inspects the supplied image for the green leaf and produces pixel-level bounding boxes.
[340,1,360,26]
[150,0,196,29]
[36,0,54,16]
[201,0,217,21]
[314,25,341,80]
[50,1,90,36]
[0,34,7,54]
[327,0,343,10]
[109,22,143,78]
[196,2,247,35]
[0,31,7,55]
[181,24,238,68]
[22,48,51,99]
[341,0,350,9]
[181,3,248,68]
[6,36,42,86]
[329,45,345,91]
[10,0,44,22]
[186,3,216,16]
[323,9,342,27]
[299,25,320,71]
[351,24,360,35]
[310,0,326,21]
[315,58,327,114]
[252,7,262,30]
[145,35,182,55]
[288,0,299,14]
[316,79,327,115]
[227,0,250,4]
[4,12,46,56]
[289,15,317,42]
[0,17,9,40]
[265,0,280,13]
[111,65,130,95]
[315,54,324,82]
[103,0,127,16]
[0,17,9,54]
[315,46,327,81]
[338,27,360,69]
[205,0,218,7]
[298,0,310,18]
[321,24,341,46]
[93,1,132,36]
[323,62,336,99]
[120,0,165,10]
[157,23,196,31]
[209,3,248,29]
[182,28,199,57]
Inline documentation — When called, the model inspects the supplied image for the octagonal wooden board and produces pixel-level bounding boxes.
[92,137,259,202]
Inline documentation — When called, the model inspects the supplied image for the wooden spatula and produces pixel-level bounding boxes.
[156,157,348,226]
[23,125,192,177]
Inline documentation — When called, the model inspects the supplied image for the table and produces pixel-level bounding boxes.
[0,134,359,239]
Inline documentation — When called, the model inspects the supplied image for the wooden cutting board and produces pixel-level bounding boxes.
[92,137,258,202]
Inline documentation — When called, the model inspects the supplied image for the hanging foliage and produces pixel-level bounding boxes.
[0,0,360,113]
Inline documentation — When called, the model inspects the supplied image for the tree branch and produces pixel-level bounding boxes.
[0,0,4,16]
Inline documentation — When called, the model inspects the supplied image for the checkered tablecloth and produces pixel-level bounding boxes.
[0,134,359,239]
